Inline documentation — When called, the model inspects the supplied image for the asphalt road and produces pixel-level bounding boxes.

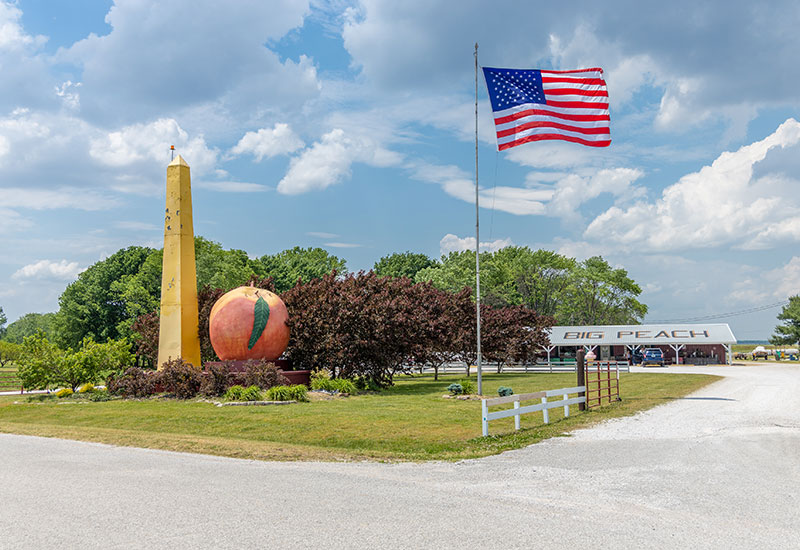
[1,364,799,549]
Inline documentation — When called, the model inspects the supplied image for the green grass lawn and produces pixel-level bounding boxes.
[0,371,719,462]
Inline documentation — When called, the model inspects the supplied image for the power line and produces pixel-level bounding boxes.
[648,300,788,323]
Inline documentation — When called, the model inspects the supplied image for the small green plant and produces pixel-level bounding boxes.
[310,368,332,388]
[267,384,308,402]
[331,378,356,394]
[311,369,357,393]
[88,389,112,402]
[240,385,263,401]
[459,379,477,395]
[497,386,513,397]
[26,394,55,402]
[353,376,382,392]
[223,385,245,401]
[55,387,73,398]
[447,383,463,395]
[77,383,95,394]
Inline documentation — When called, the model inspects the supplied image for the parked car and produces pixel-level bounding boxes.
[641,348,665,367]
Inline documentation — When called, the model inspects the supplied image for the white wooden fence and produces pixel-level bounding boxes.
[481,386,586,436]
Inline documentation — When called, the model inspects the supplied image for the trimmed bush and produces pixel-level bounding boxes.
[106,367,156,398]
[267,384,308,402]
[497,386,513,397]
[447,383,463,395]
[55,387,73,398]
[78,383,95,394]
[157,358,203,399]
[243,360,289,390]
[200,362,234,397]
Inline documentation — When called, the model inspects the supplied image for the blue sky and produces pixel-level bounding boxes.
[1,0,799,340]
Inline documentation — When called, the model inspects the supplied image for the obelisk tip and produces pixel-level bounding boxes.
[168,154,189,167]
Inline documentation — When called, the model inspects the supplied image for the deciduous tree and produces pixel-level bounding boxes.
[259,246,346,293]
[2,312,58,344]
[772,296,800,346]
[374,252,435,280]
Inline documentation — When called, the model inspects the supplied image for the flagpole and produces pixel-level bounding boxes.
[474,42,482,396]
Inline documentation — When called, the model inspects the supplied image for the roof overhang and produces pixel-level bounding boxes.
[547,324,737,346]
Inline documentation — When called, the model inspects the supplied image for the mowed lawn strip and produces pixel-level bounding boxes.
[0,372,719,462]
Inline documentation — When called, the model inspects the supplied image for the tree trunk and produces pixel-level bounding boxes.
[434,366,439,381]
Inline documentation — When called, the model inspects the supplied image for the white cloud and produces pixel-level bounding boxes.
[12,259,83,281]
[230,123,304,161]
[411,162,551,216]
[307,231,339,238]
[194,180,269,193]
[548,168,645,220]
[0,208,32,234]
[324,242,362,248]
[585,118,800,251]
[58,0,318,126]
[730,256,800,304]
[90,118,217,174]
[0,2,44,51]
[1,187,119,210]
[278,128,402,194]
[114,221,159,231]
[439,233,513,255]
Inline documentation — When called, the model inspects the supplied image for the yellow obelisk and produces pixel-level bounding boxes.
[157,155,202,369]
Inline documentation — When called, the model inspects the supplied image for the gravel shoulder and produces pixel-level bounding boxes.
[1,364,798,549]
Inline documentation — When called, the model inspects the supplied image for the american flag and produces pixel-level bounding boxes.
[482,67,610,150]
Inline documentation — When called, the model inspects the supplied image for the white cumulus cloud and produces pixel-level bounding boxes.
[13,259,83,281]
[412,162,552,216]
[278,128,402,195]
[585,118,800,251]
[231,123,304,161]
[90,118,217,173]
[439,233,513,256]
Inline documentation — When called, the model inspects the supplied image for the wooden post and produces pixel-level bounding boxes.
[541,396,549,424]
[577,348,586,411]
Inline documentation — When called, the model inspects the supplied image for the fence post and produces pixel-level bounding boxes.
[541,396,549,424]
[481,398,489,436]
[577,349,586,411]
[563,393,570,417]
[514,400,520,430]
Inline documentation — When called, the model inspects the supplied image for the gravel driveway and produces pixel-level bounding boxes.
[1,364,798,549]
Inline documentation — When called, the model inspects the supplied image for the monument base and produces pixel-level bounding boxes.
[204,359,310,387]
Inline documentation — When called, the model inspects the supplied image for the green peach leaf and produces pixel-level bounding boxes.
[248,295,270,350]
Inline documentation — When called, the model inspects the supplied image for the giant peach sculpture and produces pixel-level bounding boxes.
[209,285,290,361]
